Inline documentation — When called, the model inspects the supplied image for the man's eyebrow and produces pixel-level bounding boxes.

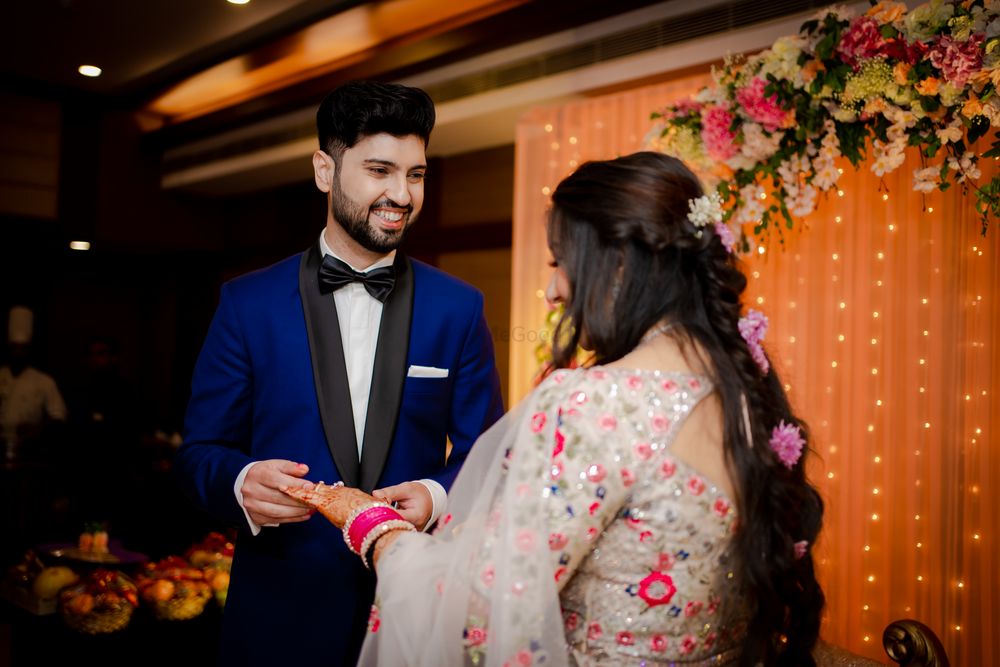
[362,158,426,170]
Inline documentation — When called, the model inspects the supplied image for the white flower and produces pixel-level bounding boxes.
[948,151,982,182]
[937,121,964,144]
[740,123,784,163]
[788,184,818,217]
[912,166,942,193]
[870,139,907,176]
[735,184,766,225]
[687,192,724,232]
[812,161,842,191]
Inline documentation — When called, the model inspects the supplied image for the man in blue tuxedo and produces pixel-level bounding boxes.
[175,81,504,665]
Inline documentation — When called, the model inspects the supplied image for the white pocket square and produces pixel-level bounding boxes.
[407,365,449,378]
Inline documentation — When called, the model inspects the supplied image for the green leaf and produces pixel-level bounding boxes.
[968,116,990,144]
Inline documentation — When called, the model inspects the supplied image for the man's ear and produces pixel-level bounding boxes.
[312,150,333,193]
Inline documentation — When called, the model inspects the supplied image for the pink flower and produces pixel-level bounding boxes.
[713,497,730,517]
[738,309,769,374]
[549,533,568,551]
[515,650,533,667]
[481,564,495,586]
[770,421,805,469]
[564,611,579,632]
[616,631,635,646]
[465,626,487,647]
[598,414,617,431]
[650,634,668,652]
[620,467,635,487]
[626,375,644,390]
[714,222,736,253]
[663,98,703,120]
[516,529,537,552]
[552,429,565,458]
[586,464,607,483]
[661,379,678,393]
[735,77,790,131]
[929,34,984,87]
[700,105,738,161]
[634,442,653,459]
[679,635,698,655]
[794,540,810,559]
[657,552,676,570]
[531,412,547,432]
[637,571,677,607]
[650,414,671,433]
[836,17,885,68]
[659,458,677,479]
[687,475,706,496]
[587,622,603,641]
[684,600,704,617]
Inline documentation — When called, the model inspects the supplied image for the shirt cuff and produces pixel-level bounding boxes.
[235,461,278,536]
[415,479,447,532]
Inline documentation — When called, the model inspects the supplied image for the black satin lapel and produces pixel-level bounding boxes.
[359,254,414,492]
[299,245,360,488]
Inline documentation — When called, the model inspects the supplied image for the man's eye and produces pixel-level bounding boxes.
[408,172,425,181]
[369,167,388,175]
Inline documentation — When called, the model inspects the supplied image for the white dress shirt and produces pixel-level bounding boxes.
[235,232,446,535]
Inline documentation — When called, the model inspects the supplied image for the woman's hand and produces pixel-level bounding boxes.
[280,482,375,528]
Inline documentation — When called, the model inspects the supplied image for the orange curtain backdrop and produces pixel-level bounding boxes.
[510,75,999,663]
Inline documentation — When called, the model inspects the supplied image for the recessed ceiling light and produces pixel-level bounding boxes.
[69,241,91,251]
[227,0,250,4]
[78,65,102,77]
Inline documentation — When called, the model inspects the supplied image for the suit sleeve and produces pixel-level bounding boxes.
[431,291,504,491]
[174,284,255,525]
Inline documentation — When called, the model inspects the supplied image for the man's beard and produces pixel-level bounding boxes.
[330,176,415,254]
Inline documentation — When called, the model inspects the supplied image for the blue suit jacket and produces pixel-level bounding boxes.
[175,246,504,665]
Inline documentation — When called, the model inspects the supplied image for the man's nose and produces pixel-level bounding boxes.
[385,174,411,206]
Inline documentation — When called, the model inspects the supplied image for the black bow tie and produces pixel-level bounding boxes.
[318,255,396,303]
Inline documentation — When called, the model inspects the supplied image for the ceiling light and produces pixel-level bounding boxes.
[69,241,91,251]
[227,0,250,4]
[78,65,102,77]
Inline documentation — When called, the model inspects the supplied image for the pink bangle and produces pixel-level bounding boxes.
[343,504,403,555]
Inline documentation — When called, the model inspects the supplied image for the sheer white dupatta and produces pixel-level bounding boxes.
[360,377,571,667]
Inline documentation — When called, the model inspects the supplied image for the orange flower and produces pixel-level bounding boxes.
[802,59,825,84]
[963,95,984,118]
[866,0,906,23]
[863,98,888,115]
[915,77,941,96]
[893,62,912,85]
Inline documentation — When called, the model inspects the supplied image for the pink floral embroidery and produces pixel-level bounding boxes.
[531,412,547,433]
[511,581,525,596]
[650,634,668,653]
[637,571,677,607]
[687,475,706,496]
[650,414,671,433]
[589,369,608,380]
[713,497,730,517]
[598,414,618,431]
[549,533,568,551]
[516,483,531,497]
[657,552,676,570]
[659,459,677,479]
[515,649,533,667]
[704,631,718,649]
[616,631,635,646]
[552,428,565,458]
[572,391,588,405]
[564,611,579,632]
[465,626,487,647]
[626,375,644,391]
[684,600,703,617]
[639,530,653,543]
[661,379,678,393]
[588,502,601,516]
[707,596,720,615]
[679,635,698,655]
[585,527,599,541]
[634,441,653,459]
[688,377,701,391]
[481,564,495,587]
[441,513,453,526]
[586,464,607,483]
[794,540,809,559]
[620,467,635,487]
[368,605,380,633]
[554,567,568,583]
[516,529,537,552]
[770,421,805,469]
[550,461,564,480]
[587,622,603,641]
[625,517,642,530]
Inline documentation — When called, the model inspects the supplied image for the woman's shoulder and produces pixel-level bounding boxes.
[532,366,713,408]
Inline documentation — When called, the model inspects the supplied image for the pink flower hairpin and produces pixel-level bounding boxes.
[738,309,769,374]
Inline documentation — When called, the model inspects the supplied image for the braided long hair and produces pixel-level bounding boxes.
[547,151,824,665]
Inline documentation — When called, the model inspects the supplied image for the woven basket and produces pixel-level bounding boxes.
[150,585,211,620]
[61,599,133,634]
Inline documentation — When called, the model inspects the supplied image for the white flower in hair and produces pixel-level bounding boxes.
[687,192,724,238]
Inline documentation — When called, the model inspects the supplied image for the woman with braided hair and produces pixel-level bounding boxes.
[284,152,828,666]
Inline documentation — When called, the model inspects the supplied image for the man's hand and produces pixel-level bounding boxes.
[373,482,433,531]
[242,460,316,526]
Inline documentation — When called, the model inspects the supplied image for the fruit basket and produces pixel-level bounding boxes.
[59,569,138,634]
[186,532,233,607]
[137,556,212,620]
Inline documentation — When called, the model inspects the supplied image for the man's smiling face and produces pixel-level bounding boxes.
[329,132,426,254]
